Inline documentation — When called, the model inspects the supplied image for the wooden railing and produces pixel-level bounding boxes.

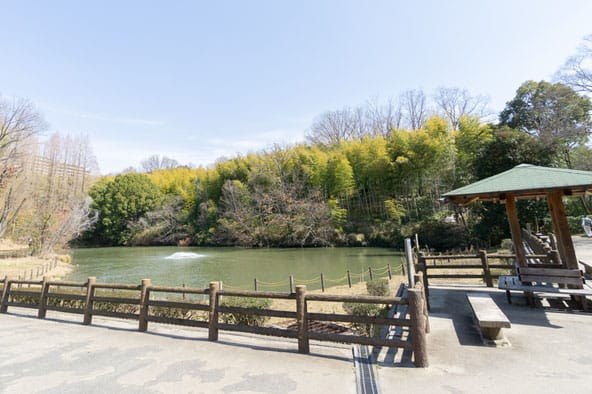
[521,229,556,256]
[0,275,429,367]
[416,250,561,306]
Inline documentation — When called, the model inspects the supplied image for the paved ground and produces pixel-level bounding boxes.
[0,311,355,393]
[377,285,592,393]
[573,235,592,264]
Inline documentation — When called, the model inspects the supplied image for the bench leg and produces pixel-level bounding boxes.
[505,290,512,304]
[481,327,504,341]
[523,291,535,307]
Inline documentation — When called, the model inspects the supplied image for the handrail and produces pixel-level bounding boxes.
[0,275,429,367]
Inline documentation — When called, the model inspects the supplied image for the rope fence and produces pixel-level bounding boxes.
[212,262,406,293]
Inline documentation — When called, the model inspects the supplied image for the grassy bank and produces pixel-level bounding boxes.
[0,239,73,280]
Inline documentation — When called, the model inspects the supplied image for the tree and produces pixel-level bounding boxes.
[141,154,180,172]
[306,108,359,145]
[400,89,428,130]
[454,116,493,187]
[0,96,46,188]
[556,34,592,94]
[433,87,490,130]
[8,133,98,252]
[499,80,592,167]
[0,96,47,237]
[470,127,556,246]
[87,173,163,245]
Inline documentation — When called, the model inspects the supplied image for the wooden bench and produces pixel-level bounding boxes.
[499,267,592,307]
[466,293,511,342]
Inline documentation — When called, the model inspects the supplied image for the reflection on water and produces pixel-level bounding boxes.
[69,247,403,291]
[164,252,206,260]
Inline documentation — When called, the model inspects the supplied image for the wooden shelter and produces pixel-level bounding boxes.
[443,164,592,270]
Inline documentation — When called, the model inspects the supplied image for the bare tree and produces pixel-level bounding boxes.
[141,154,180,172]
[556,34,592,95]
[433,87,490,130]
[365,97,403,136]
[13,133,98,252]
[400,89,428,130]
[0,96,46,237]
[306,108,359,145]
[0,96,46,188]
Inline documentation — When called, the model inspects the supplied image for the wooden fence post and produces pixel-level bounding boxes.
[208,281,220,341]
[254,278,258,291]
[320,273,325,292]
[296,285,309,353]
[412,275,430,332]
[479,250,493,287]
[347,270,352,288]
[0,277,11,313]
[289,275,295,294]
[368,267,373,281]
[138,278,151,332]
[408,288,428,368]
[414,271,431,313]
[38,276,50,319]
[387,264,392,279]
[83,277,96,325]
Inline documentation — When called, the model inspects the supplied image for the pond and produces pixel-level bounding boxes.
[69,247,404,291]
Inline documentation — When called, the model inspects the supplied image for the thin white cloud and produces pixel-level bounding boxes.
[41,103,164,126]
[93,126,307,174]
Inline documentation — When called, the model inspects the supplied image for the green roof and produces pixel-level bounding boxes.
[443,164,592,204]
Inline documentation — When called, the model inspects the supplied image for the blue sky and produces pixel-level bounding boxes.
[2,1,592,174]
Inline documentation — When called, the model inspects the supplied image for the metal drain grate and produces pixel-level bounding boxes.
[353,344,381,394]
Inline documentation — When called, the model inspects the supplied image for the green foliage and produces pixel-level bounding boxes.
[499,80,592,167]
[415,219,468,251]
[85,173,163,245]
[469,127,557,246]
[220,296,271,326]
[343,279,390,336]
[366,279,390,297]
[342,302,383,337]
[79,83,592,250]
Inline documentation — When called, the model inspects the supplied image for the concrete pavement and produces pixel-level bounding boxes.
[378,284,592,393]
[0,311,355,393]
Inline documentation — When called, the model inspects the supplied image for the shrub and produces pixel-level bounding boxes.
[415,219,468,251]
[342,302,382,337]
[220,296,271,326]
[343,279,391,336]
[366,279,390,297]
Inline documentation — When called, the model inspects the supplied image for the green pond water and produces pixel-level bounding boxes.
[69,247,404,291]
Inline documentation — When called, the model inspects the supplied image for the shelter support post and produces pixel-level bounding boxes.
[547,191,579,270]
[505,194,527,267]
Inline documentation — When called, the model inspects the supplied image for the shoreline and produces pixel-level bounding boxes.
[0,254,73,281]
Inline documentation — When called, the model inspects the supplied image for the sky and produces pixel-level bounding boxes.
[2,1,592,174]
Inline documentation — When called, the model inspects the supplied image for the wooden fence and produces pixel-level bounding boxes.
[0,275,429,367]
[0,258,59,285]
[416,250,561,306]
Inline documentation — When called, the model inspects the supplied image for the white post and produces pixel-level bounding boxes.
[405,238,415,287]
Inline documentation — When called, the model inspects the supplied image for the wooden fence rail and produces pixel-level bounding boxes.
[416,249,562,308]
[0,275,429,367]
